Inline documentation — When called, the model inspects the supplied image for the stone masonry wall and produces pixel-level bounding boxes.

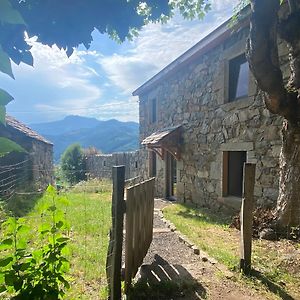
[31,140,54,189]
[138,26,290,209]
[86,150,148,182]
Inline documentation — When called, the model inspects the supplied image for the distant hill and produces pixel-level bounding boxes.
[30,116,139,161]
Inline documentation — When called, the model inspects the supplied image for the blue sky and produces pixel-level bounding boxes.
[1,0,238,125]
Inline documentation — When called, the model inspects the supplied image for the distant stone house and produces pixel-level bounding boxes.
[133,16,290,209]
[0,116,53,193]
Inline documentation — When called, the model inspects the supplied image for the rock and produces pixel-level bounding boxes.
[259,228,277,240]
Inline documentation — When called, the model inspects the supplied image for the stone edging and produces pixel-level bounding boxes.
[159,208,234,279]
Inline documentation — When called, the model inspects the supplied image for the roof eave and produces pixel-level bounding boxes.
[132,12,250,97]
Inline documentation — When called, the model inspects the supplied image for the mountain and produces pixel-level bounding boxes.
[30,116,139,161]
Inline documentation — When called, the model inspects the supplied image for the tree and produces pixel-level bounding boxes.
[246,0,300,228]
[61,144,86,184]
[0,0,210,155]
[1,0,300,227]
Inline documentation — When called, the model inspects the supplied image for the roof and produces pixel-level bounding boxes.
[6,115,53,145]
[133,9,250,97]
[142,125,182,145]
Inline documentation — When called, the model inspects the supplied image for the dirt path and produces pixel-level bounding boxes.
[135,199,271,300]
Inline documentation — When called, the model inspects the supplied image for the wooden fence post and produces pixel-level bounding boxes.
[106,166,125,300]
[240,163,256,274]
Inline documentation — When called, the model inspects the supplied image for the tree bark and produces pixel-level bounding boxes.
[247,0,300,227]
[276,120,300,227]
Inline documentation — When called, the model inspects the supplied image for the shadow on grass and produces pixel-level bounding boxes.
[128,254,206,300]
[250,269,295,300]
[3,192,44,217]
[175,203,233,227]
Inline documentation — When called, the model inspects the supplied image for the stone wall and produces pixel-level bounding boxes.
[86,150,148,182]
[138,26,290,209]
[0,123,54,192]
[31,140,54,189]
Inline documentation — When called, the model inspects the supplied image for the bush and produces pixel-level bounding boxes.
[60,144,86,185]
[0,185,70,299]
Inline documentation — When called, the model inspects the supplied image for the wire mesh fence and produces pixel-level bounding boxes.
[0,161,114,299]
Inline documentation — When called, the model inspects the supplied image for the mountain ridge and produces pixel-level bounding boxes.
[30,115,139,161]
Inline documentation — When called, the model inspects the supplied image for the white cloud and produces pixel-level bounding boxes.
[98,3,239,95]
[5,40,104,123]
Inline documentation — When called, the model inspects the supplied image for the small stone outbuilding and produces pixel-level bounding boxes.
[0,116,53,194]
[133,15,289,209]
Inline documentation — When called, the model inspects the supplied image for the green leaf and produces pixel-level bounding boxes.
[0,285,6,293]
[0,89,14,105]
[47,205,57,212]
[0,257,13,267]
[0,105,6,124]
[4,272,15,286]
[0,46,14,79]
[46,184,56,195]
[56,237,69,243]
[0,137,26,157]
[0,0,26,25]
[56,221,64,229]
[0,238,13,250]
[19,262,30,271]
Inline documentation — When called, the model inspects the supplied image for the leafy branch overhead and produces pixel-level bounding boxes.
[0,0,209,155]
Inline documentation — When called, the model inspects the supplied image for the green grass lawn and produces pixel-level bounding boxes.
[163,203,300,299]
[0,181,112,299]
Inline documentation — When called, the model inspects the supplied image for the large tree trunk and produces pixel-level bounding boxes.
[247,0,300,228]
[276,120,300,227]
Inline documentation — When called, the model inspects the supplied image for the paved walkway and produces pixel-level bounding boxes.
[136,199,269,300]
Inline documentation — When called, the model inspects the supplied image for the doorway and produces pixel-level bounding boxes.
[165,152,177,200]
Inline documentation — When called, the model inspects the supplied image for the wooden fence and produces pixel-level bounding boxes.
[106,166,155,299]
[124,177,155,292]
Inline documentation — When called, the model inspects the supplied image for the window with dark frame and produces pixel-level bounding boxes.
[229,54,249,102]
[149,151,156,177]
[223,151,246,197]
[149,98,157,124]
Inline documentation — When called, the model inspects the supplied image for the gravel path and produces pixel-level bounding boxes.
[135,199,270,300]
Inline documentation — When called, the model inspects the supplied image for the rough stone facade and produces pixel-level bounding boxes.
[85,150,148,182]
[0,116,53,193]
[134,23,290,209]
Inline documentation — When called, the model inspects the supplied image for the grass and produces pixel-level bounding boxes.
[0,180,112,299]
[163,203,239,270]
[163,203,300,299]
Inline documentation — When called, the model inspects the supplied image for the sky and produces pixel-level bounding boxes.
[1,0,238,125]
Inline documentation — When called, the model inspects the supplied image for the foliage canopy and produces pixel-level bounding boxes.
[61,144,86,184]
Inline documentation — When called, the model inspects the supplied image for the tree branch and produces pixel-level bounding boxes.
[246,0,296,121]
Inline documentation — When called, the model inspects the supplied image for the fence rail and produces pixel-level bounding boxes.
[124,177,155,292]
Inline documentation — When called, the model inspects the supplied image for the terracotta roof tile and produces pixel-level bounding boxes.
[6,115,53,145]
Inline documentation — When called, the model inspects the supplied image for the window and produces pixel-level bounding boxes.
[223,151,246,197]
[135,161,138,169]
[149,98,157,123]
[103,160,106,167]
[149,152,156,177]
[229,54,249,102]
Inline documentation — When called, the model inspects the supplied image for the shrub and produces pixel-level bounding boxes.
[60,144,86,185]
[0,185,70,299]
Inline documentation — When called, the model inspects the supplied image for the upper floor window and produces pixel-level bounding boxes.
[149,98,157,124]
[229,54,249,102]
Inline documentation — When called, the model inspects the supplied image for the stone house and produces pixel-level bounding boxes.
[0,116,53,193]
[133,16,289,209]
[85,151,141,181]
